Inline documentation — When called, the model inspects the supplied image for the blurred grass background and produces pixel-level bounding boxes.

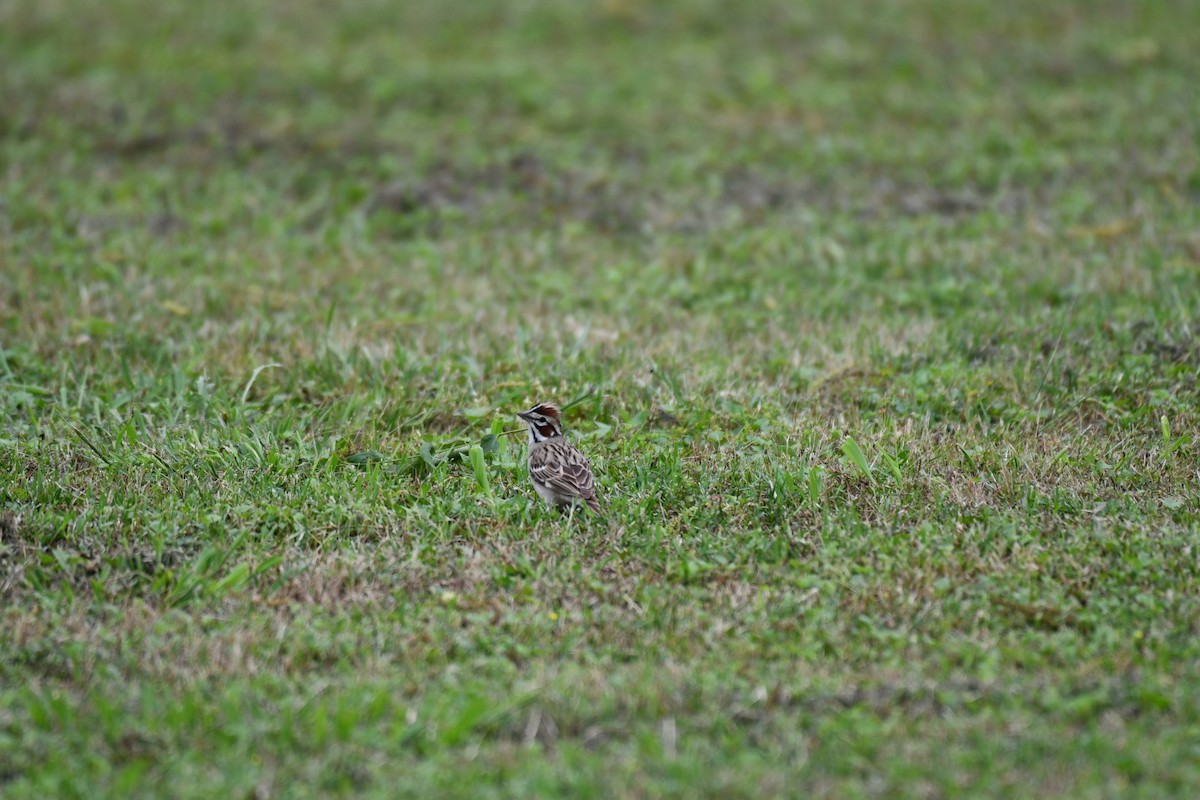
[2,1,1199,797]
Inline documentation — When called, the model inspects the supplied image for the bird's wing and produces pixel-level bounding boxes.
[530,440,600,509]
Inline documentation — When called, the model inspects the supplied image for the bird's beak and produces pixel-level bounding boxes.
[516,411,533,421]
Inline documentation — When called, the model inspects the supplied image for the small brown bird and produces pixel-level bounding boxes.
[517,402,601,515]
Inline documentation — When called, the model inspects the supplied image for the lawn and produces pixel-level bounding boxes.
[2,0,1199,796]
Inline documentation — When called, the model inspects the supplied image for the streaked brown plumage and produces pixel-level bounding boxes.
[517,402,601,514]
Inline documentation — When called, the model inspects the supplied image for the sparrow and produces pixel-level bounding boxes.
[516,402,601,515]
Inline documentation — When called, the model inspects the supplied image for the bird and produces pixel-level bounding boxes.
[516,402,601,516]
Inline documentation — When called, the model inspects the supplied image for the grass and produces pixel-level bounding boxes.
[2,0,1199,796]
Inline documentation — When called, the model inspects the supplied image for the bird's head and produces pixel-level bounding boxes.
[517,402,564,443]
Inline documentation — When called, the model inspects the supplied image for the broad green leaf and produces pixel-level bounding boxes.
[469,444,491,494]
[842,437,873,484]
[347,450,387,466]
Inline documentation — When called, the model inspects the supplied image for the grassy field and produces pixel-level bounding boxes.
[3,0,1200,796]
